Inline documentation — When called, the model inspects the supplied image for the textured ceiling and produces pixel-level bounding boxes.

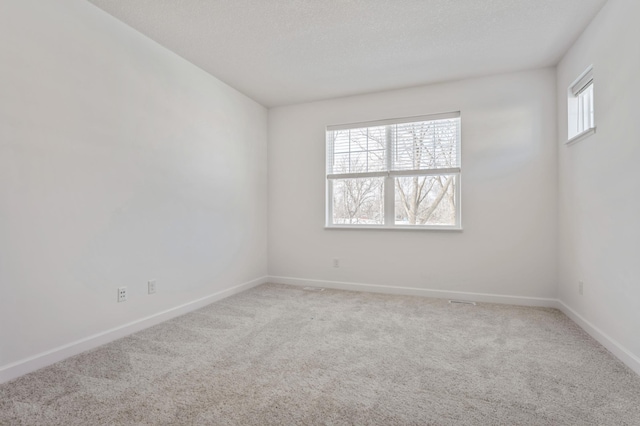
[87,0,608,107]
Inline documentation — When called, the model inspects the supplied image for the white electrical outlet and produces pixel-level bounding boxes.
[148,279,156,294]
[578,281,584,296]
[117,287,128,302]
[333,258,340,268]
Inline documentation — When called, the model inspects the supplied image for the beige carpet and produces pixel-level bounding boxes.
[1,283,640,425]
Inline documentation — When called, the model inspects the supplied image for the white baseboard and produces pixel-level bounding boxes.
[0,276,268,385]
[556,300,640,376]
[268,276,559,308]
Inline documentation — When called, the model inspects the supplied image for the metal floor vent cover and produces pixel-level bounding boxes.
[448,299,477,305]
[303,287,325,292]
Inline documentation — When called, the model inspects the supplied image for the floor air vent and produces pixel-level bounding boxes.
[448,299,477,305]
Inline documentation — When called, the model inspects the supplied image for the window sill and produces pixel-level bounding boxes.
[566,127,596,146]
[324,225,463,232]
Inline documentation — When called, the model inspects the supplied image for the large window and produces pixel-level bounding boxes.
[567,66,595,145]
[326,112,461,229]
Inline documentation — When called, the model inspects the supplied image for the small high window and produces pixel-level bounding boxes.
[567,66,595,144]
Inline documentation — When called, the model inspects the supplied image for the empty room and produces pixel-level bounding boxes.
[1,0,639,424]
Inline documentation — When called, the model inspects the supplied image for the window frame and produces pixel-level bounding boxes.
[567,66,596,145]
[325,112,462,231]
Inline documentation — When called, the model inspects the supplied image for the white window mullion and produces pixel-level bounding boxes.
[389,167,461,177]
[384,125,394,226]
[384,175,394,226]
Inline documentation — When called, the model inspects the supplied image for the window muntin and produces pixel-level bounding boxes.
[326,112,461,229]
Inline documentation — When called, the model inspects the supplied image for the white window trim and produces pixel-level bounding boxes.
[566,126,596,146]
[325,112,462,230]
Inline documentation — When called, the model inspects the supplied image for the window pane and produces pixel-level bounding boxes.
[332,177,384,225]
[392,118,459,171]
[327,127,387,174]
[394,175,457,226]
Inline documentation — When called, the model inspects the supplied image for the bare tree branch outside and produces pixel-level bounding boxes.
[393,120,457,225]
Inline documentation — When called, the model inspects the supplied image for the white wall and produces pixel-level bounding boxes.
[269,69,558,300]
[6,0,634,385]
[557,0,640,368]
[0,0,268,376]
